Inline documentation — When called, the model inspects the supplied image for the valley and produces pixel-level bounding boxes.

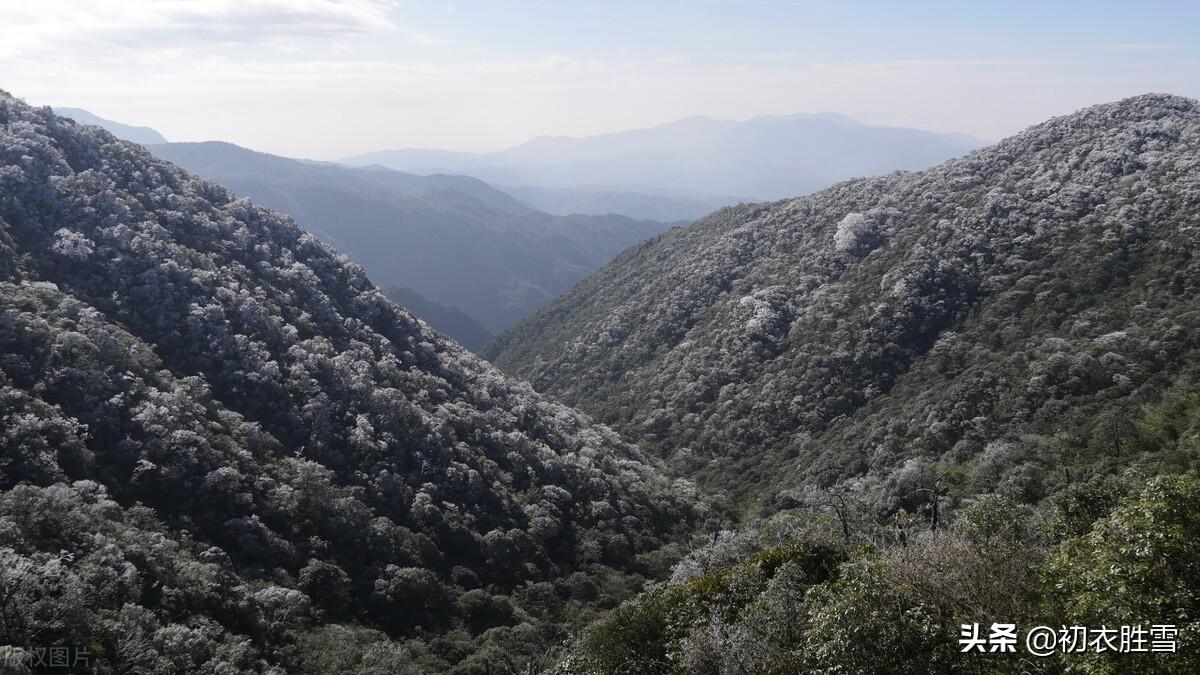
[3,6,1199,667]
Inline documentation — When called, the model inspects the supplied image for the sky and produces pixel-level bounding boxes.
[0,0,1197,160]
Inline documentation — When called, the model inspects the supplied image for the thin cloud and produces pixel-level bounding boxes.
[1093,42,1177,52]
[2,2,1194,159]
[0,1,398,57]
[818,58,1054,69]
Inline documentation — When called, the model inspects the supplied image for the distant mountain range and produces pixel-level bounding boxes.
[343,112,984,219]
[53,106,168,145]
[56,105,982,342]
[148,141,673,336]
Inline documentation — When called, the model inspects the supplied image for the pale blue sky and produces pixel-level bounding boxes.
[1,1,1196,159]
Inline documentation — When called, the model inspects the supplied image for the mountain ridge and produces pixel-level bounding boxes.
[342,112,982,220]
[0,90,695,673]
[349,111,977,160]
[486,92,1200,504]
[52,106,169,145]
[382,285,494,351]
[148,140,673,334]
[546,94,1200,674]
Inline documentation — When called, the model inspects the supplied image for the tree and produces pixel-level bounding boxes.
[1047,475,1200,674]
[1091,406,1140,458]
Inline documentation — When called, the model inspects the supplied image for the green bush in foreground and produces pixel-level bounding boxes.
[560,473,1200,674]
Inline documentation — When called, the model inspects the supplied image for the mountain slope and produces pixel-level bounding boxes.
[0,91,694,673]
[343,112,983,218]
[150,141,672,332]
[382,285,493,351]
[486,94,1200,505]
[500,183,727,222]
[53,106,168,144]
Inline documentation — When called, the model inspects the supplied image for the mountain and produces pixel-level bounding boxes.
[486,94,1200,502]
[382,285,493,351]
[52,106,168,145]
[500,184,728,222]
[491,93,1200,672]
[149,141,673,332]
[342,113,983,220]
[0,91,695,673]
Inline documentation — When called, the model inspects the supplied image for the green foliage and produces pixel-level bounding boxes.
[291,625,428,675]
[0,92,696,672]
[1049,475,1131,538]
[488,94,1200,514]
[569,541,844,673]
[801,556,951,674]
[1047,475,1200,674]
[564,469,1200,673]
[1135,383,1200,467]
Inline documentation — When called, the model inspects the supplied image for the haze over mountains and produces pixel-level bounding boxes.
[380,285,494,352]
[51,105,985,344]
[148,140,673,337]
[344,112,983,220]
[53,106,169,145]
[46,107,681,343]
[499,183,729,222]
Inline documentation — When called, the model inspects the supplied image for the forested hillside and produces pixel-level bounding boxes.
[150,141,673,334]
[0,92,696,673]
[491,94,1200,673]
[488,94,1200,503]
[382,286,494,352]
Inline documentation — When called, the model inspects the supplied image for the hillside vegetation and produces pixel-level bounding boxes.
[0,92,696,673]
[489,94,1200,503]
[486,93,1200,672]
[382,285,494,352]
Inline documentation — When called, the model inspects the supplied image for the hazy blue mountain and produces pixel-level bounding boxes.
[342,112,983,219]
[500,183,730,221]
[383,285,493,351]
[149,141,672,332]
[52,106,168,145]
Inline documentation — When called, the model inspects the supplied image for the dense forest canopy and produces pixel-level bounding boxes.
[488,93,1200,505]
[0,91,696,673]
[5,86,1200,673]
[485,93,1200,672]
